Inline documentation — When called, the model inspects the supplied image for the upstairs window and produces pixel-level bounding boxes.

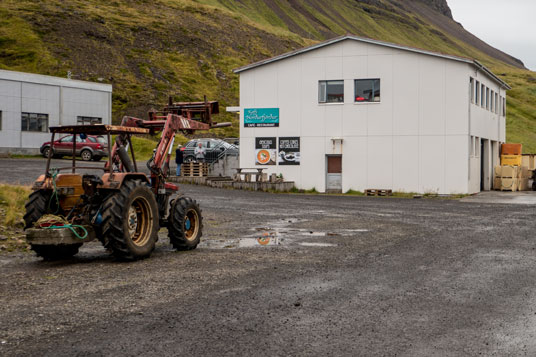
[502,97,506,116]
[0,111,2,131]
[495,93,498,113]
[490,90,494,112]
[21,112,48,132]
[475,81,480,104]
[486,88,490,110]
[355,79,381,103]
[480,84,485,107]
[77,116,102,125]
[319,80,344,103]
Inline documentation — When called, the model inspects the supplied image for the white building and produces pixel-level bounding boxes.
[0,69,112,154]
[233,35,510,194]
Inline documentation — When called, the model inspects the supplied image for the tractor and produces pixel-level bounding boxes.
[24,99,230,260]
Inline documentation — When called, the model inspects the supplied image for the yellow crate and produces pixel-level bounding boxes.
[501,155,522,166]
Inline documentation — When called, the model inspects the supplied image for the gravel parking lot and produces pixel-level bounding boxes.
[1,159,536,356]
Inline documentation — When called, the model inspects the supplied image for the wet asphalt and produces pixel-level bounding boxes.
[1,159,536,355]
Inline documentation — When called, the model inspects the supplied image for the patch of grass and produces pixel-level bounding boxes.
[0,184,31,227]
[345,189,365,196]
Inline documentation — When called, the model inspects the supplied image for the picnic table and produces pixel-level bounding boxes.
[234,168,267,182]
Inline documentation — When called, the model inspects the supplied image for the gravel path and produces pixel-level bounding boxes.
[1,182,536,356]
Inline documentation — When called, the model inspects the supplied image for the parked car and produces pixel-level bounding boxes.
[40,134,108,161]
[181,138,239,163]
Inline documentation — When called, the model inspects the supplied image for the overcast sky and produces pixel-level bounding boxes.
[448,0,536,71]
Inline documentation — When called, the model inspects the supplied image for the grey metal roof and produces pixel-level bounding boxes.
[0,69,113,92]
[233,34,510,89]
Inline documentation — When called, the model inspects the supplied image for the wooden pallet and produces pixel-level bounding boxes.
[181,162,209,177]
[365,189,392,197]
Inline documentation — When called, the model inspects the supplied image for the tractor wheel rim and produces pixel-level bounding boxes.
[128,197,152,246]
[184,208,199,241]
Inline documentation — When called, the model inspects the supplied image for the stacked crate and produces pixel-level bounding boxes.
[494,165,520,191]
[181,162,209,177]
[493,143,533,191]
[500,143,522,166]
[493,165,531,191]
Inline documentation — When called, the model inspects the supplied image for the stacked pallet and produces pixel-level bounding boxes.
[181,162,209,177]
[493,165,531,191]
[365,189,392,196]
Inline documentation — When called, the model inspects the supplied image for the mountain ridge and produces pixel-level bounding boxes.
[0,0,534,149]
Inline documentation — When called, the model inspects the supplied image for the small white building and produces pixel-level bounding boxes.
[0,69,112,154]
[233,35,510,194]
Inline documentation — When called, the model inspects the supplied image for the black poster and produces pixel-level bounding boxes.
[255,137,277,165]
[278,137,300,165]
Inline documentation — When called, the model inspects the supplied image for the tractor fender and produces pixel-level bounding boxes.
[100,173,150,190]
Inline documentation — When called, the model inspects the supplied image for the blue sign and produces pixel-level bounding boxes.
[244,108,279,127]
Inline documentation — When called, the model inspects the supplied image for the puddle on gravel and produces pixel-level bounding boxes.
[199,218,369,249]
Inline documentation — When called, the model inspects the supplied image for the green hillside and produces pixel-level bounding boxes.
[0,0,535,150]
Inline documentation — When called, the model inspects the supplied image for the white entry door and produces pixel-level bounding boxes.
[326,155,342,192]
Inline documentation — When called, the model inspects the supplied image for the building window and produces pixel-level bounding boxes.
[490,90,494,112]
[495,93,498,113]
[21,112,48,132]
[502,97,506,117]
[0,111,2,131]
[354,79,380,103]
[475,81,480,105]
[486,87,490,110]
[470,136,475,156]
[77,116,102,125]
[481,84,485,107]
[470,78,475,103]
[319,80,344,103]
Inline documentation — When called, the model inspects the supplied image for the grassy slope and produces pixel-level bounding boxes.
[0,0,535,150]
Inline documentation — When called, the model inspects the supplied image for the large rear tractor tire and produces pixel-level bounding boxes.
[101,180,159,260]
[168,197,202,251]
[24,191,79,260]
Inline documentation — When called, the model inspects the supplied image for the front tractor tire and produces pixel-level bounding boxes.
[101,180,159,260]
[168,197,203,251]
[24,191,80,260]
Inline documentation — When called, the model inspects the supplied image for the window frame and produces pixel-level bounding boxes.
[318,80,345,104]
[21,112,48,132]
[470,78,475,103]
[480,84,485,107]
[475,81,480,105]
[354,78,381,104]
[0,111,2,131]
[77,116,103,125]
